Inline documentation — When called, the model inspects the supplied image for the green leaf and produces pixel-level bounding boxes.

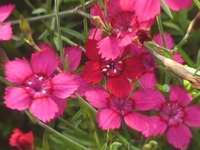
[193,0,200,10]
[32,8,47,15]
[110,142,122,150]
[160,0,173,19]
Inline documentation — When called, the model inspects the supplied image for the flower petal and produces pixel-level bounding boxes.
[166,124,192,149]
[30,97,58,122]
[4,87,31,111]
[31,44,59,76]
[0,4,15,22]
[185,105,200,127]
[134,0,160,22]
[85,39,100,60]
[169,86,192,106]
[98,36,124,60]
[107,76,131,98]
[97,109,121,130]
[139,72,157,89]
[165,0,192,11]
[133,89,165,111]
[153,33,174,49]
[82,61,103,84]
[0,22,13,41]
[54,98,67,118]
[124,56,146,80]
[125,112,166,137]
[65,46,82,71]
[85,88,109,109]
[51,73,79,99]
[5,59,32,84]
[88,28,103,41]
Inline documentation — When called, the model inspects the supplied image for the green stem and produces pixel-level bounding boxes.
[11,0,94,25]
[156,16,167,48]
[176,12,200,48]
[38,121,88,150]
[55,0,66,70]
[26,111,88,150]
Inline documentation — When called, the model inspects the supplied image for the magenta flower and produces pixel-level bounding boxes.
[85,87,164,131]
[133,0,192,22]
[90,1,153,60]
[4,43,79,122]
[0,4,15,41]
[153,33,185,64]
[136,86,200,149]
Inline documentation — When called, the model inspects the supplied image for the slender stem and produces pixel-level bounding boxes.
[176,12,200,48]
[25,111,88,150]
[55,0,66,70]
[11,0,94,25]
[38,121,88,150]
[156,16,167,48]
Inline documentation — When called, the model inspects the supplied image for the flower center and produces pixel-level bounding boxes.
[25,74,51,98]
[109,97,133,116]
[160,102,185,126]
[101,60,124,77]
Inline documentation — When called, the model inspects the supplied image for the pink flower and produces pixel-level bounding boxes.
[4,43,79,122]
[82,39,148,97]
[85,87,165,131]
[9,128,34,150]
[133,0,192,22]
[0,4,15,41]
[90,1,153,60]
[153,33,185,64]
[141,86,200,149]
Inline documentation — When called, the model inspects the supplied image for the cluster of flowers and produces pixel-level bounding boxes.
[1,0,200,150]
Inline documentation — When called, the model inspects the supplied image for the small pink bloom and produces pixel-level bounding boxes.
[85,87,163,131]
[153,33,185,64]
[9,128,34,150]
[89,1,153,60]
[0,4,15,41]
[144,86,200,149]
[4,44,79,122]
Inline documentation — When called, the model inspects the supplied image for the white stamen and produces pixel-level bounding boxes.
[102,68,108,72]
[38,76,44,81]
[27,81,32,85]
[106,65,110,68]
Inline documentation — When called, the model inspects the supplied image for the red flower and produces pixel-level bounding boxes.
[82,39,147,97]
[9,128,34,150]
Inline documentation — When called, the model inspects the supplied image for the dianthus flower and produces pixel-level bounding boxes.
[9,128,34,150]
[4,43,79,122]
[85,87,164,131]
[90,0,153,60]
[132,86,200,149]
[82,39,150,97]
[0,4,15,41]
